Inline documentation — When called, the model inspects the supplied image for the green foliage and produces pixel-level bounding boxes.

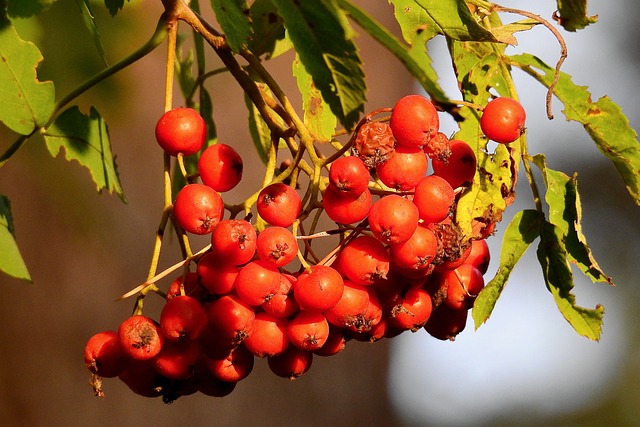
[556,0,598,32]
[210,0,252,53]
[270,0,366,130]
[510,54,640,206]
[0,195,31,282]
[1,0,637,342]
[43,106,126,202]
[0,16,55,135]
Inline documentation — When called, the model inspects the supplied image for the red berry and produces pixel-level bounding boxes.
[294,265,344,312]
[390,224,438,273]
[412,175,455,224]
[368,194,419,244]
[480,97,526,144]
[118,315,164,361]
[198,143,243,192]
[328,155,370,196]
[84,330,127,378]
[196,252,239,295]
[155,107,206,156]
[287,311,329,352]
[267,346,313,380]
[432,139,476,189]
[206,294,255,346]
[424,304,468,341]
[257,183,301,227]
[210,219,257,266]
[204,344,254,382]
[465,238,491,274]
[390,94,439,148]
[324,279,370,330]
[337,235,390,285]
[261,273,300,318]
[160,295,208,342]
[152,339,201,380]
[443,264,485,310]
[322,185,372,225]
[256,226,298,268]
[243,312,290,357]
[173,183,224,235]
[390,287,433,332]
[375,145,428,191]
[234,260,281,306]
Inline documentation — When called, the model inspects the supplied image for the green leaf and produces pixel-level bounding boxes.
[389,0,440,41]
[6,0,56,18]
[537,220,604,340]
[0,195,32,282]
[75,0,108,67]
[473,209,542,329]
[413,0,498,42]
[271,0,366,130]
[490,18,539,46]
[510,53,640,206]
[533,154,613,285]
[293,54,336,143]
[103,0,129,17]
[0,17,55,135]
[341,0,449,107]
[449,40,518,239]
[210,0,252,53]
[43,106,126,202]
[555,0,598,32]
[248,0,292,59]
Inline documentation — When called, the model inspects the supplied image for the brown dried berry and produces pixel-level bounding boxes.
[352,121,395,168]
[423,131,452,163]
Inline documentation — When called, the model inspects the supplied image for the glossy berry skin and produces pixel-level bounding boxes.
[443,264,485,310]
[198,143,243,192]
[481,97,526,144]
[267,346,313,380]
[160,295,208,342]
[390,94,440,148]
[206,294,256,346]
[466,238,491,274]
[294,265,344,312]
[261,273,299,318]
[368,195,419,245]
[205,344,255,382]
[234,260,281,307]
[375,145,428,191]
[337,235,390,285]
[243,312,290,357]
[412,175,455,224]
[328,156,370,196]
[322,186,372,225]
[155,107,206,156]
[324,279,370,330]
[210,219,257,266]
[84,330,127,378]
[152,339,201,380]
[390,224,438,272]
[196,252,239,295]
[256,226,298,268]
[173,184,224,235]
[432,139,476,189]
[118,315,164,361]
[390,287,433,332]
[257,183,301,227]
[287,311,329,352]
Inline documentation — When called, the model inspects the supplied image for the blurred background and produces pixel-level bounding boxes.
[0,0,638,426]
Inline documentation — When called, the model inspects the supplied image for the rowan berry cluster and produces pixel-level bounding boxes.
[84,94,525,401]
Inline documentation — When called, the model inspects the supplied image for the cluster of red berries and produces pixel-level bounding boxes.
[84,94,525,401]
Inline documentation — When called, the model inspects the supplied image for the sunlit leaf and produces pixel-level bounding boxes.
[537,220,604,340]
[293,54,336,143]
[389,0,440,41]
[533,154,613,285]
[43,106,126,202]
[271,0,365,130]
[210,0,252,53]
[0,195,32,282]
[249,0,292,59]
[0,17,55,135]
[74,0,108,67]
[473,209,542,328]
[510,53,640,206]
[343,0,448,106]
[555,0,598,32]
[490,18,539,45]
[413,0,497,42]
